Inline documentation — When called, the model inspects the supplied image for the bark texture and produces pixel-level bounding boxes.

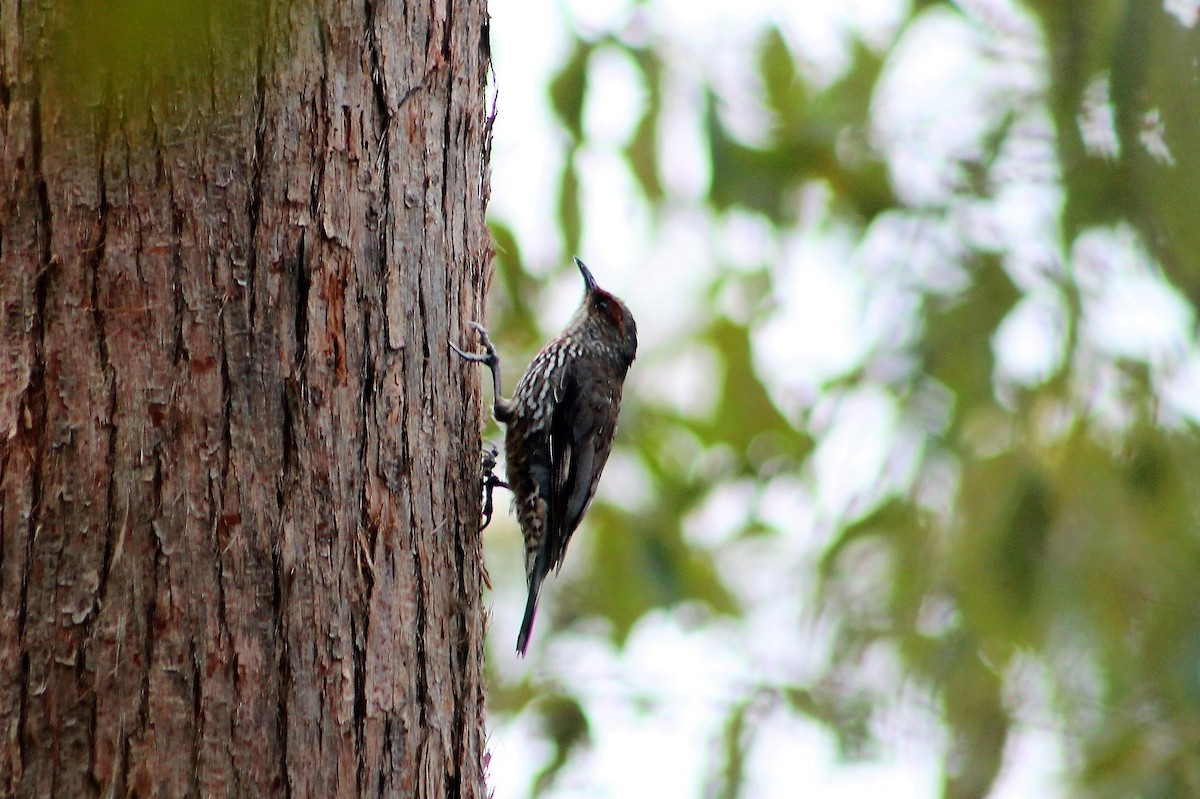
[0,0,492,796]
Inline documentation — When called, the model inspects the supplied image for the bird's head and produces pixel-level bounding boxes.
[570,257,638,368]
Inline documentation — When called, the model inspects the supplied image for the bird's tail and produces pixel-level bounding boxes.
[515,566,546,656]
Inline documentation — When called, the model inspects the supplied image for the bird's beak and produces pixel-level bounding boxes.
[574,257,598,294]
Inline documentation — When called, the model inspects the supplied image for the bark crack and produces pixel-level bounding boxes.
[377,718,393,799]
[293,233,310,376]
[365,0,391,121]
[312,20,331,225]
[136,527,161,772]
[365,0,394,351]
[149,97,188,370]
[18,88,53,782]
[275,548,292,799]
[440,0,456,224]
[219,310,234,501]
[482,75,497,206]
[170,203,186,365]
[351,613,368,795]
[249,42,267,335]
[190,642,203,797]
[93,102,118,635]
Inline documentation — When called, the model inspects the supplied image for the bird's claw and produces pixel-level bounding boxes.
[448,339,476,360]
[480,442,509,530]
[450,321,500,368]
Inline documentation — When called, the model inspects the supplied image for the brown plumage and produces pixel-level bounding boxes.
[452,258,638,655]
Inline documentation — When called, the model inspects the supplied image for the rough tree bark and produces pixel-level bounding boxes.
[0,0,492,796]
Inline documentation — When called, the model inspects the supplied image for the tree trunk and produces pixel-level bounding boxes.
[0,1,492,796]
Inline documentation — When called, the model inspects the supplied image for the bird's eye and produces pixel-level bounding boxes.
[596,298,609,312]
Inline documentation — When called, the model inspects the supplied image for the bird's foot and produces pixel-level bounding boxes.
[479,442,509,530]
[451,321,505,406]
[450,321,500,369]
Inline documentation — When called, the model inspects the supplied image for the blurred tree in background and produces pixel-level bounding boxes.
[483,0,1200,796]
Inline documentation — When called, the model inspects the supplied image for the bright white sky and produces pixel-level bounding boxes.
[482,0,1197,796]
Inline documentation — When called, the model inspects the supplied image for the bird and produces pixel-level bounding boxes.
[452,257,638,655]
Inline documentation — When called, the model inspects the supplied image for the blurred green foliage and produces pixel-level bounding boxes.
[486,1,1200,796]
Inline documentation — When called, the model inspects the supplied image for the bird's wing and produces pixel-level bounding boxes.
[546,371,616,572]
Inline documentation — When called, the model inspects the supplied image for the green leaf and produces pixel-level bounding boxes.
[699,316,812,468]
[708,698,752,799]
[759,27,807,126]
[921,254,1021,426]
[954,451,1051,645]
[707,91,798,223]
[625,49,664,200]
[626,105,663,201]
[549,40,592,141]
[939,636,1008,799]
[532,694,590,797]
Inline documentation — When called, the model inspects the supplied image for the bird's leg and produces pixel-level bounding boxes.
[450,321,504,411]
[479,442,509,530]
[453,325,513,535]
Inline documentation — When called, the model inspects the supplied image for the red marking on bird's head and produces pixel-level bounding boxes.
[592,288,628,331]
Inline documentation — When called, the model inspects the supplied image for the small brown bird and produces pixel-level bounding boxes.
[452,258,638,655]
